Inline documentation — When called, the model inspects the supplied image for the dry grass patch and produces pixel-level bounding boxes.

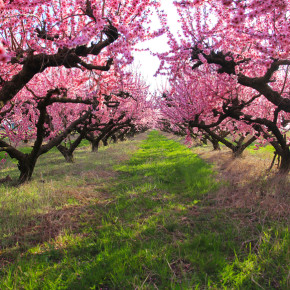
[192,146,290,219]
[81,169,118,181]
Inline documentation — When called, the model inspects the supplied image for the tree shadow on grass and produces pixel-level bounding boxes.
[0,132,288,289]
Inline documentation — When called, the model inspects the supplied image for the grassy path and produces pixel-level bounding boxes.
[0,131,289,289]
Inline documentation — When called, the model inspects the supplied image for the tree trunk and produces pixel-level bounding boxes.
[278,150,290,174]
[18,157,36,184]
[111,134,117,143]
[232,136,257,158]
[57,145,74,163]
[212,140,221,150]
[207,136,220,150]
[56,133,85,162]
[232,146,244,158]
[90,122,115,152]
[91,140,100,152]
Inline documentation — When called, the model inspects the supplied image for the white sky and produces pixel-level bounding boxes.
[132,0,180,93]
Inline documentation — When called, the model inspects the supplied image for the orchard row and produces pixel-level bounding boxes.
[0,0,289,184]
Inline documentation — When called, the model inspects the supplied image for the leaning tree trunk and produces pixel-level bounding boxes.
[232,146,245,158]
[57,145,74,163]
[104,124,130,145]
[203,133,220,150]
[87,132,103,152]
[91,139,101,152]
[203,128,241,157]
[56,133,85,163]
[90,122,115,152]
[232,136,257,158]
[208,136,220,150]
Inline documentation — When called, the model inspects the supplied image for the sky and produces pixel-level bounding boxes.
[132,0,180,94]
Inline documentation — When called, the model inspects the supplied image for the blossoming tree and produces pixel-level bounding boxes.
[0,0,160,182]
[155,0,290,172]
[0,0,160,105]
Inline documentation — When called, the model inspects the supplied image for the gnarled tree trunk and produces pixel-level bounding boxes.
[57,145,74,163]
[18,156,37,184]
[56,133,85,163]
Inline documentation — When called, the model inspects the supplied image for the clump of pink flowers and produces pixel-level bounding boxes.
[0,42,9,63]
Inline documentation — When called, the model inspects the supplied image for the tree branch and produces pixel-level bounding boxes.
[79,57,113,71]
[190,46,290,112]
[0,25,118,107]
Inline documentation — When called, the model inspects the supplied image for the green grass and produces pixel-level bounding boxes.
[0,131,288,289]
[246,142,276,157]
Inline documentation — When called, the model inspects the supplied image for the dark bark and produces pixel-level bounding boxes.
[90,125,113,152]
[203,133,220,150]
[111,134,117,143]
[212,138,221,151]
[269,137,290,174]
[279,150,290,173]
[0,140,33,183]
[57,145,74,163]
[102,124,128,146]
[188,96,289,172]
[201,128,256,157]
[190,48,290,113]
[91,140,100,152]
[85,116,130,152]
[232,135,257,157]
[18,157,36,184]
[39,111,90,156]
[102,138,108,147]
[57,132,85,163]
[0,24,118,106]
[222,108,289,172]
[0,108,90,183]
